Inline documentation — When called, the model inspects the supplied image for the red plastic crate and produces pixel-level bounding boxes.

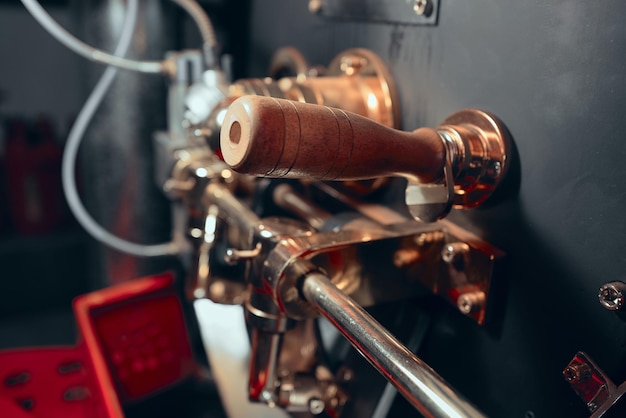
[0,272,195,417]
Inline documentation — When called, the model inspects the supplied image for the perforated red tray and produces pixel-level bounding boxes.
[0,272,195,418]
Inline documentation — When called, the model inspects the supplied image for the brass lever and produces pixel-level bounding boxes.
[220,95,510,221]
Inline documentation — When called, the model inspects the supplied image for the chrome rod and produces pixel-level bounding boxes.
[300,272,486,418]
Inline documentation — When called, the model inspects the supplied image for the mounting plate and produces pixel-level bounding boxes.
[317,0,440,26]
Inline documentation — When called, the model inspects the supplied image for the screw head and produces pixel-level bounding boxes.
[598,282,626,311]
[308,398,325,415]
[487,160,502,177]
[441,245,455,263]
[457,291,485,315]
[441,242,470,267]
[413,0,433,17]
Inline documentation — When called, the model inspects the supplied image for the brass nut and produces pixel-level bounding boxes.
[563,362,592,384]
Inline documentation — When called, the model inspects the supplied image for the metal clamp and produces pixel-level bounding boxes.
[564,351,626,417]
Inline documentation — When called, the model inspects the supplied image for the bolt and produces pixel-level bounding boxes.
[308,0,323,14]
[441,242,470,267]
[487,160,502,178]
[563,362,592,384]
[598,281,626,311]
[308,397,325,415]
[457,291,485,315]
[413,0,433,17]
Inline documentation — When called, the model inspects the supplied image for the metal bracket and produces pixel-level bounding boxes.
[564,351,626,417]
[313,0,440,26]
[262,218,502,326]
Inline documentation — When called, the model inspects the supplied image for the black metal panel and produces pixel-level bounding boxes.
[319,0,439,26]
[247,1,626,416]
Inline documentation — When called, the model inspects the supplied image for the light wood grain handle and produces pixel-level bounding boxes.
[220,96,446,183]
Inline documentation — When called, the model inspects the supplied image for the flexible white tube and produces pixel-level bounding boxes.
[19,0,167,74]
[170,0,219,67]
[61,0,180,257]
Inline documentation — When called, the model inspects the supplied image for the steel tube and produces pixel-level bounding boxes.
[300,272,486,418]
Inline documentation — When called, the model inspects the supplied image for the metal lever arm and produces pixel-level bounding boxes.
[301,272,486,418]
[220,95,445,183]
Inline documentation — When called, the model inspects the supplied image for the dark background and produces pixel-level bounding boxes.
[2,1,625,417]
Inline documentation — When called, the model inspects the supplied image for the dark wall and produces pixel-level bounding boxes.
[246,1,626,416]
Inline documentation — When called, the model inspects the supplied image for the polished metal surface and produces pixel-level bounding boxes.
[404,155,454,222]
[64,0,626,416]
[301,272,486,418]
[194,300,289,418]
[437,109,510,210]
[563,351,626,417]
[598,281,626,311]
[169,151,249,303]
[78,0,177,284]
[232,48,401,129]
[199,47,401,176]
[249,328,284,405]
[324,48,401,129]
[268,47,310,81]
[262,219,448,319]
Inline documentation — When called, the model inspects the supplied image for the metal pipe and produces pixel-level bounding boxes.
[248,328,283,405]
[203,182,260,233]
[272,183,331,230]
[300,272,486,418]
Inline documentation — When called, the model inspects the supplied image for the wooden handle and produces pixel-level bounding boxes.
[220,96,445,183]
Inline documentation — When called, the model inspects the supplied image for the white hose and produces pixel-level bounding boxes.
[61,0,181,257]
[170,0,219,68]
[19,0,167,74]
[21,0,219,71]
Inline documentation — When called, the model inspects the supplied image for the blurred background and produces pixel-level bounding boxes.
[0,0,248,351]
[3,1,626,417]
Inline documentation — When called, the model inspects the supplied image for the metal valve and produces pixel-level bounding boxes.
[220,96,510,221]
